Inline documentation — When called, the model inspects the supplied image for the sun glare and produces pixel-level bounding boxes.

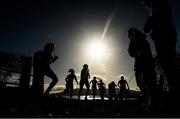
[88,41,106,59]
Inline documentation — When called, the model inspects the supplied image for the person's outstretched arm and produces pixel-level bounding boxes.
[65,76,68,83]
[126,81,130,90]
[51,56,58,63]
[75,75,79,85]
[88,71,90,79]
[117,81,120,88]
[144,16,153,33]
[89,80,92,85]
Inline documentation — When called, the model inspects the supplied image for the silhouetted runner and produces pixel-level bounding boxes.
[90,77,98,100]
[32,43,58,100]
[65,69,79,100]
[98,79,106,100]
[117,76,129,101]
[78,64,90,100]
[108,81,117,100]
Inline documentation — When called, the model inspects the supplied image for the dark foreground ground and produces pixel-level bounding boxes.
[0,87,180,118]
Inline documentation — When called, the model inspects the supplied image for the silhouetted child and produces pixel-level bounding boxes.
[108,81,117,100]
[98,79,106,100]
[90,77,98,100]
[108,83,112,100]
[32,43,58,101]
[65,69,78,100]
[78,64,90,100]
[117,76,129,100]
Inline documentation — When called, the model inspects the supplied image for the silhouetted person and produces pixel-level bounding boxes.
[108,82,113,100]
[128,27,158,109]
[32,43,58,101]
[117,76,129,101]
[142,0,177,100]
[158,74,165,95]
[78,64,90,100]
[108,81,117,100]
[90,77,98,100]
[154,55,166,96]
[65,69,79,100]
[98,79,106,100]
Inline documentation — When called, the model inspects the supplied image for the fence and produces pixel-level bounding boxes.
[0,52,32,91]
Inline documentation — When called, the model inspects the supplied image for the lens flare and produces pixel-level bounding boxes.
[87,41,106,59]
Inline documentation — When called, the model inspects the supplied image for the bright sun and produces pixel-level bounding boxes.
[87,41,106,59]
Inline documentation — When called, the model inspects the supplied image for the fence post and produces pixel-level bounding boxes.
[19,56,32,92]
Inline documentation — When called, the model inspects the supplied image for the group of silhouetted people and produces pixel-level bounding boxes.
[63,64,105,100]
[30,0,178,112]
[64,69,130,100]
[64,67,131,101]
[64,65,108,100]
[108,76,130,101]
[31,46,131,100]
[63,65,131,100]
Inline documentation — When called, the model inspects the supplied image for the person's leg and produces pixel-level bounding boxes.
[78,82,84,100]
[66,83,70,94]
[64,83,69,93]
[144,67,158,101]
[44,70,58,95]
[108,90,112,100]
[102,88,105,100]
[69,84,73,100]
[32,72,44,104]
[100,88,105,100]
[155,39,177,95]
[69,89,73,100]
[93,88,96,99]
[114,89,117,100]
[157,52,178,111]
[85,82,90,100]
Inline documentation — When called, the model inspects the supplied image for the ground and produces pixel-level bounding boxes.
[0,87,179,118]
